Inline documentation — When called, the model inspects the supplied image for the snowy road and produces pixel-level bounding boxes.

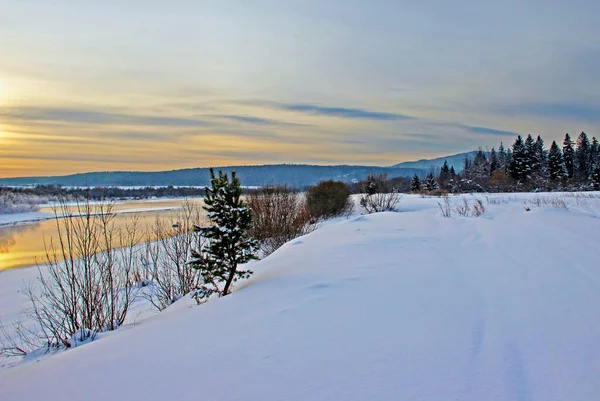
[1,195,599,400]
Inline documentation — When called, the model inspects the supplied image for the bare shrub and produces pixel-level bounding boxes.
[455,198,471,217]
[359,173,402,213]
[306,180,353,219]
[247,186,315,256]
[438,195,452,218]
[0,318,38,360]
[18,200,139,351]
[360,192,402,213]
[525,195,568,209]
[138,200,204,310]
[472,199,486,216]
[423,189,449,197]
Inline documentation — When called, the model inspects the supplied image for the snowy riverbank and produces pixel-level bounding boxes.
[1,193,600,400]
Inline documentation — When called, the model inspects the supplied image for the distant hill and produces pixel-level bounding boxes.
[0,152,481,188]
[391,151,481,171]
[0,165,423,188]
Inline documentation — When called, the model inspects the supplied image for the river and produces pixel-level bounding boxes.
[0,198,205,271]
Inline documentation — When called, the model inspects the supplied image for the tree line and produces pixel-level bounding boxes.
[411,132,600,192]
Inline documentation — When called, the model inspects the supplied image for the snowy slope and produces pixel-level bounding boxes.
[1,194,600,400]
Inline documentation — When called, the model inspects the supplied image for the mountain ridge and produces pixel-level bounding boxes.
[0,152,476,188]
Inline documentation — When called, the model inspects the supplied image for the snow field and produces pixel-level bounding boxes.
[0,193,599,400]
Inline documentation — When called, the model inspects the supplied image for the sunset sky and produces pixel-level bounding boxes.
[1,0,599,177]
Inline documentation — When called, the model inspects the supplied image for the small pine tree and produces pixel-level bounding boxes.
[548,140,567,181]
[425,172,439,191]
[563,133,576,179]
[364,174,379,196]
[410,174,421,192]
[189,169,258,299]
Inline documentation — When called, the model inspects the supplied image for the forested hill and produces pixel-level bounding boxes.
[0,165,420,188]
[0,152,475,188]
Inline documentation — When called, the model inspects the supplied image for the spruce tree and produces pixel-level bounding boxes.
[563,133,576,179]
[498,142,507,171]
[575,131,591,182]
[425,172,439,191]
[534,135,548,172]
[591,166,600,190]
[438,160,450,187]
[509,135,530,181]
[489,148,498,173]
[591,137,599,166]
[190,168,258,299]
[410,174,421,192]
[548,140,567,181]
[524,134,537,172]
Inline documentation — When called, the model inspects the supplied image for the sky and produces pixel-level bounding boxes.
[0,0,599,177]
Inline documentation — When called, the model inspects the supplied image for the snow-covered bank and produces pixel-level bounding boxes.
[1,193,600,400]
[0,211,53,227]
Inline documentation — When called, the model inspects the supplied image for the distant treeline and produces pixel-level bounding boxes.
[427,132,600,192]
[0,185,206,200]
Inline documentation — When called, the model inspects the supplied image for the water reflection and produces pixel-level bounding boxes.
[0,224,38,253]
[0,198,205,271]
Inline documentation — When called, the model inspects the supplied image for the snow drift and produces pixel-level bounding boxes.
[1,194,600,401]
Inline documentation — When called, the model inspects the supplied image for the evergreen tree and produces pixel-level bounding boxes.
[450,166,456,178]
[524,134,536,171]
[591,166,600,190]
[424,171,439,191]
[563,133,576,179]
[438,160,450,188]
[189,168,258,299]
[410,174,421,192]
[509,135,531,181]
[489,148,498,173]
[591,137,600,186]
[591,137,599,166]
[463,157,472,175]
[534,135,548,172]
[575,131,591,182]
[548,140,567,181]
[498,142,507,171]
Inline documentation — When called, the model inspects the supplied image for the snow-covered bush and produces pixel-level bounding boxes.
[0,192,46,214]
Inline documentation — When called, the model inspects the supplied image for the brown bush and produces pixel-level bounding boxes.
[247,186,315,256]
[306,180,352,219]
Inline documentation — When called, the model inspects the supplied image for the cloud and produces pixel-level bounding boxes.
[491,102,600,122]
[282,104,413,120]
[460,125,518,136]
[206,114,308,127]
[3,107,216,127]
[237,100,414,121]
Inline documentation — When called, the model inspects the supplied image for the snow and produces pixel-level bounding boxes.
[1,193,600,400]
[0,211,53,227]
